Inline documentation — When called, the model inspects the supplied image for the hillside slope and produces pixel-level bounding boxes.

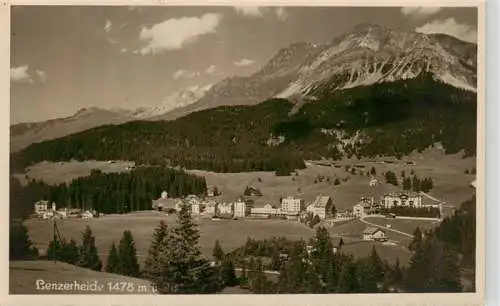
[11,75,476,174]
[10,107,136,153]
[10,260,156,294]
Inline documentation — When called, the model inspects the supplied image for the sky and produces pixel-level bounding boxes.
[10,5,478,124]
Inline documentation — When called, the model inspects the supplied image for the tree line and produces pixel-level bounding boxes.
[384,170,434,193]
[20,167,207,214]
[11,75,476,175]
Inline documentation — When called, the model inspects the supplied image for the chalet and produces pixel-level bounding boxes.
[383,192,422,209]
[470,180,476,189]
[244,186,262,196]
[152,191,183,212]
[362,227,388,241]
[306,196,333,219]
[81,210,94,220]
[369,176,378,186]
[281,196,305,214]
[34,200,56,217]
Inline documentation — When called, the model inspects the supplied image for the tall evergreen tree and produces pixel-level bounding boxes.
[212,240,224,264]
[10,221,38,260]
[77,225,102,271]
[105,242,120,273]
[117,230,140,277]
[310,227,334,283]
[61,239,80,265]
[144,221,169,274]
[409,227,423,251]
[336,259,359,293]
[405,235,462,292]
[220,258,238,287]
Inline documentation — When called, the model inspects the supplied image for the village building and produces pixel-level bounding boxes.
[81,210,94,220]
[217,202,234,217]
[152,191,183,212]
[202,199,218,215]
[362,227,388,241]
[369,176,378,186]
[250,203,285,217]
[383,192,422,209]
[34,200,56,217]
[234,198,254,218]
[335,210,355,221]
[306,195,334,219]
[353,204,365,218]
[281,196,305,214]
[183,195,203,215]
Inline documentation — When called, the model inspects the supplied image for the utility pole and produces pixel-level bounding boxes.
[52,217,57,263]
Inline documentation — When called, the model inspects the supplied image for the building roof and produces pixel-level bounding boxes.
[363,227,383,235]
[152,198,180,209]
[384,191,421,198]
[312,196,332,208]
[35,200,50,205]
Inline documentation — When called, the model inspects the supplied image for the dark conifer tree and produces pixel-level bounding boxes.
[105,242,120,273]
[212,240,225,264]
[117,231,140,277]
[77,225,102,271]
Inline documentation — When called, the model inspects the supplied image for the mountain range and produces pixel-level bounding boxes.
[10,23,477,152]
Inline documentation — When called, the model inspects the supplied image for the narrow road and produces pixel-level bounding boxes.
[234,267,280,275]
[359,217,413,238]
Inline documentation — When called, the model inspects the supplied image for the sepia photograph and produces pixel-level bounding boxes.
[7,2,485,303]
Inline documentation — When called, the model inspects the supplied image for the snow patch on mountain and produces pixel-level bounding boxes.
[135,84,213,119]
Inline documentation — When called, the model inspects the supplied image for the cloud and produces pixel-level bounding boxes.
[274,8,288,20]
[205,65,216,74]
[234,7,288,20]
[234,6,263,17]
[173,69,201,80]
[234,58,256,67]
[121,48,128,53]
[104,20,112,33]
[401,7,442,18]
[10,65,33,83]
[138,13,222,55]
[416,17,477,43]
[36,69,47,83]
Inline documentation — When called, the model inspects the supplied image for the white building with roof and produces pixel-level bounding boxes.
[234,198,253,218]
[306,195,333,219]
[217,202,234,216]
[152,191,183,212]
[281,196,305,214]
[383,192,422,209]
[362,227,387,241]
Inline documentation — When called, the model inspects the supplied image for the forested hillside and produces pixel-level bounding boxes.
[11,74,476,174]
[14,167,207,214]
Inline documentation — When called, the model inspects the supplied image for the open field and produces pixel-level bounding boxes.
[24,211,315,267]
[10,260,155,294]
[15,149,476,212]
[15,160,135,186]
[363,217,440,236]
[24,211,414,269]
[327,219,412,245]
